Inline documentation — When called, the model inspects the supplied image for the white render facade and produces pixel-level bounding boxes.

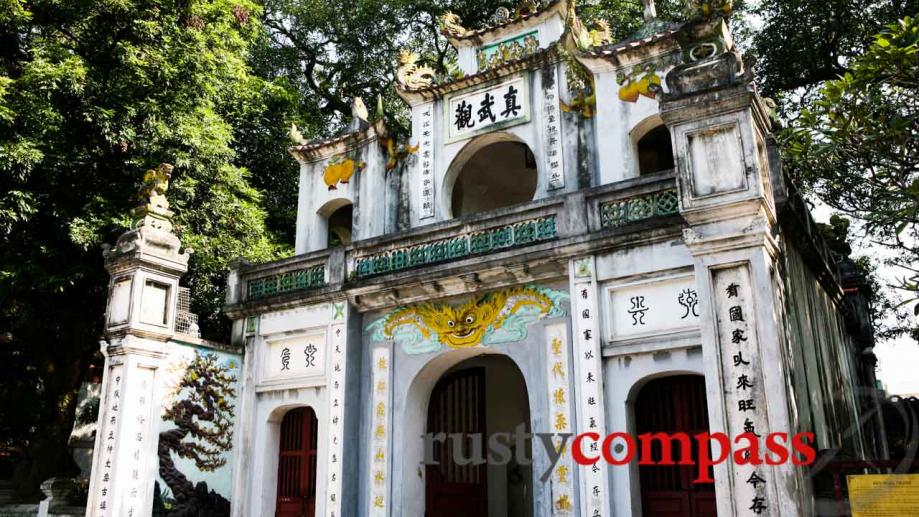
[85,3,886,517]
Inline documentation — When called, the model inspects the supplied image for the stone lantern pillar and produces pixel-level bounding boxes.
[85,164,190,517]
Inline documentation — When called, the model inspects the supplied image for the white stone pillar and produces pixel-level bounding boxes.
[568,257,611,517]
[661,34,806,512]
[85,165,190,517]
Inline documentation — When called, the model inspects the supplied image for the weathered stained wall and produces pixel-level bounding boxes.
[294,134,392,254]
[778,240,878,457]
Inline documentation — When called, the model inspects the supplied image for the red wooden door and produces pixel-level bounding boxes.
[276,407,318,517]
[425,368,488,517]
[636,376,716,517]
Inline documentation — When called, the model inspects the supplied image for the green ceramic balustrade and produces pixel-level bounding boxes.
[247,264,326,300]
[353,216,558,279]
[600,189,679,229]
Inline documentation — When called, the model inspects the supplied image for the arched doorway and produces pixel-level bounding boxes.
[425,355,532,517]
[276,407,319,517]
[635,375,716,517]
[447,137,538,218]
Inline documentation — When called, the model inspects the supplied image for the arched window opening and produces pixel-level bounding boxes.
[326,203,353,247]
[450,141,537,218]
[637,124,675,176]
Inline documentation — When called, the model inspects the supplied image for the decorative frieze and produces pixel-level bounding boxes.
[246,264,326,300]
[476,31,540,71]
[599,189,679,228]
[353,216,557,279]
[367,285,568,354]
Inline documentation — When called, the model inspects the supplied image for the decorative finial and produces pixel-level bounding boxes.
[439,11,470,38]
[643,0,657,21]
[491,7,511,24]
[289,124,307,145]
[566,0,612,52]
[350,96,369,131]
[396,50,436,90]
[689,0,733,20]
[133,163,175,231]
[139,163,173,213]
[375,94,384,121]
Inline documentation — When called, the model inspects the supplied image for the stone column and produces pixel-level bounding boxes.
[568,257,611,517]
[85,165,190,517]
[661,20,805,516]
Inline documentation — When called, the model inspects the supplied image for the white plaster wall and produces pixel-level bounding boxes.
[231,302,342,517]
[387,328,562,517]
[406,62,587,227]
[294,141,388,254]
[593,70,663,185]
[595,238,694,282]
[435,76,543,222]
[602,347,706,517]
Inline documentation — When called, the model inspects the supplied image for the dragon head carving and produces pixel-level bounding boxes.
[396,50,436,90]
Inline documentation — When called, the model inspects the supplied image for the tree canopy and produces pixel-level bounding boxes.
[786,16,919,323]
[0,0,282,498]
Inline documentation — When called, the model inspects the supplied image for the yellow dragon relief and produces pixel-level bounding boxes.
[382,287,555,349]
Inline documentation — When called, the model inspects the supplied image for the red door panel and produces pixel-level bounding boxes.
[277,407,318,517]
[636,376,716,517]
[425,368,488,517]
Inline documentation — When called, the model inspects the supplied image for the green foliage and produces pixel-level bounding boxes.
[750,0,917,108]
[252,0,724,139]
[786,16,919,316]
[0,0,285,497]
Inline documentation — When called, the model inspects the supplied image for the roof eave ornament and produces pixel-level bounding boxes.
[689,0,734,21]
[439,11,471,39]
[396,50,436,91]
[565,0,612,53]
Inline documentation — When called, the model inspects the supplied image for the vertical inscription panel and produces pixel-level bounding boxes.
[570,257,610,517]
[119,366,156,517]
[325,301,348,517]
[416,105,436,220]
[89,363,124,517]
[368,347,392,516]
[712,265,774,516]
[542,67,565,190]
[545,323,575,515]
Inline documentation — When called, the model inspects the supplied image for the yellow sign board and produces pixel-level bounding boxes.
[848,474,919,516]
